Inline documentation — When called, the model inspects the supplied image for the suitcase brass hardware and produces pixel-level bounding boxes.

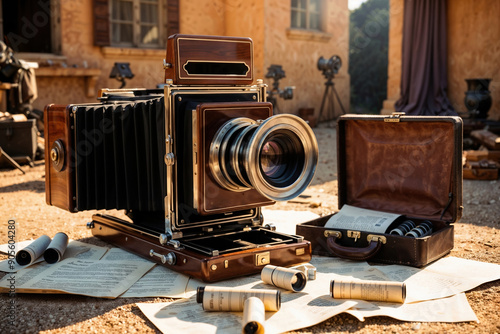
[255,252,270,266]
[324,230,342,238]
[295,248,305,256]
[367,235,386,244]
[384,112,405,122]
[211,264,217,271]
[224,260,229,268]
[347,230,361,242]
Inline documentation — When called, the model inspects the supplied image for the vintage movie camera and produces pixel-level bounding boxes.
[44,35,318,282]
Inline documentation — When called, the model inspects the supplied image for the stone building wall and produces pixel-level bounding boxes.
[30,0,350,121]
[384,0,500,120]
[447,0,500,120]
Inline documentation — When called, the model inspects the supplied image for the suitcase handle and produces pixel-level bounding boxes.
[326,235,382,261]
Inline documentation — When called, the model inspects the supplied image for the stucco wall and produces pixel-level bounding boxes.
[181,0,351,118]
[447,0,500,120]
[30,0,349,121]
[381,0,403,114]
[385,0,500,120]
[33,0,168,110]
[261,0,350,117]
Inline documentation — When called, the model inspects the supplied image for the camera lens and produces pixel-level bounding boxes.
[210,114,318,201]
[260,131,304,187]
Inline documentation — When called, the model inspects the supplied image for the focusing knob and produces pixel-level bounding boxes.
[166,252,176,265]
[51,140,65,172]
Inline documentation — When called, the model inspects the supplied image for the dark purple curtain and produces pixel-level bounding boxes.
[395,0,456,116]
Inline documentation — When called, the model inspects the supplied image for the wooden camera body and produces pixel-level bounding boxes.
[44,35,318,282]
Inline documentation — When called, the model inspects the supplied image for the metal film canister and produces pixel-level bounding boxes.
[389,220,416,236]
[196,286,281,312]
[261,265,307,292]
[405,220,433,238]
[330,279,406,303]
[15,235,51,266]
[242,297,265,334]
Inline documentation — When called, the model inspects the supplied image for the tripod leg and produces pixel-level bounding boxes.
[318,84,330,122]
[332,85,346,118]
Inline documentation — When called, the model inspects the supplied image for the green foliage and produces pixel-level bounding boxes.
[349,0,389,113]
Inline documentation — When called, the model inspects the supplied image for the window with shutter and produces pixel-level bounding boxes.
[291,0,323,31]
[93,0,178,48]
[0,0,61,54]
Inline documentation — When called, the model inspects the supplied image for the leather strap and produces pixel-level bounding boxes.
[326,235,382,261]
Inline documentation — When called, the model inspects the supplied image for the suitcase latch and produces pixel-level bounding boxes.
[255,252,270,266]
[347,230,361,242]
[367,234,386,244]
[324,230,342,238]
[384,112,405,122]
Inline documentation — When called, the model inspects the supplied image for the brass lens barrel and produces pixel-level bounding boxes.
[209,114,318,201]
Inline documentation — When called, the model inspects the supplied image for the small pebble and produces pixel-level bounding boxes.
[412,322,421,330]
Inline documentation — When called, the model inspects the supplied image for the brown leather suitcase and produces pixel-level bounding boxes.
[296,114,463,267]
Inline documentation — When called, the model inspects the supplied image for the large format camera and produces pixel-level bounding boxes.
[44,35,318,281]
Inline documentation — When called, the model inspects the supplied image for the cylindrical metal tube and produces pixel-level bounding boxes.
[330,279,406,303]
[389,220,416,236]
[43,232,69,264]
[196,286,280,312]
[242,297,266,334]
[261,265,307,292]
[16,235,51,266]
[405,221,433,238]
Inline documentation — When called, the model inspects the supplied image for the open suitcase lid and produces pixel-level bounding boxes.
[337,114,463,223]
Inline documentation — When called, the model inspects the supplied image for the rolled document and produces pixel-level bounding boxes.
[261,265,307,292]
[196,286,281,311]
[15,235,51,266]
[43,232,69,264]
[242,297,266,334]
[330,279,406,303]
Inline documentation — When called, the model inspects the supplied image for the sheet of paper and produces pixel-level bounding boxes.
[121,265,191,298]
[345,293,478,323]
[0,239,33,254]
[138,255,491,332]
[324,204,401,233]
[100,247,149,261]
[371,256,500,303]
[0,240,108,272]
[137,292,356,334]
[0,258,154,298]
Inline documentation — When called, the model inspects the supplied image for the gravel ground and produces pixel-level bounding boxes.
[0,122,499,334]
